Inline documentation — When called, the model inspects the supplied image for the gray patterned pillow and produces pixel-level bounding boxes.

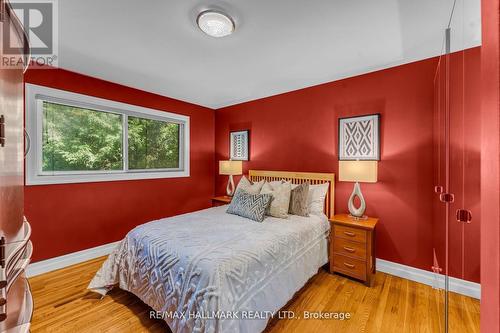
[289,182,310,216]
[226,190,272,222]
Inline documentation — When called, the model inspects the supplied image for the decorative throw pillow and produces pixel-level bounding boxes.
[268,180,283,188]
[260,181,292,219]
[226,190,272,222]
[308,183,329,215]
[235,176,265,195]
[288,182,310,216]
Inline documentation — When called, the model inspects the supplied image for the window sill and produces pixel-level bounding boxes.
[25,170,190,186]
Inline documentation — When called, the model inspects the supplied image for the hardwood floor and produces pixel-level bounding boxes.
[29,257,479,333]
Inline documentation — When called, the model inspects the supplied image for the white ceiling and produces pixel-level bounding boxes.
[58,0,481,109]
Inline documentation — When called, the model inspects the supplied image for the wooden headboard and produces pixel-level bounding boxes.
[248,170,335,219]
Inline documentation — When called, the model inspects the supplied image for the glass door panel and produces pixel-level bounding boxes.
[434,0,481,331]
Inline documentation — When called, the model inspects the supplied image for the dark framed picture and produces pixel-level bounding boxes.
[230,130,249,161]
[338,114,380,160]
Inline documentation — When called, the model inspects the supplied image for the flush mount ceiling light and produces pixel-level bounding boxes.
[197,10,235,38]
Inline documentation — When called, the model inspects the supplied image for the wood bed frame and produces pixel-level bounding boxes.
[248,170,336,331]
[248,170,335,219]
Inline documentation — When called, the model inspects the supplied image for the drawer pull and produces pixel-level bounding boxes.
[344,231,356,237]
[343,246,356,253]
[0,288,5,322]
[0,115,5,148]
[344,262,355,269]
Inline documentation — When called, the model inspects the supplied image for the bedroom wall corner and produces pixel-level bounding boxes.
[213,55,481,280]
[24,67,216,262]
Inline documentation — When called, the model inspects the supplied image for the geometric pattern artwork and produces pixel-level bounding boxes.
[230,130,249,161]
[338,114,380,160]
[226,190,272,222]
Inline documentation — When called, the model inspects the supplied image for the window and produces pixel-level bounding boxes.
[128,116,180,170]
[26,84,189,185]
[42,101,124,172]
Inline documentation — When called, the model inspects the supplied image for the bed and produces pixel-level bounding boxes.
[88,170,335,333]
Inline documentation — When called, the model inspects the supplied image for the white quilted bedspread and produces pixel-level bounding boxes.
[88,206,329,333]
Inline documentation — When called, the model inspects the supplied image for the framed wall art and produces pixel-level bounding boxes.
[230,130,249,161]
[338,114,380,160]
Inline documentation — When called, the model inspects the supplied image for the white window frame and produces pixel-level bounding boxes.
[25,84,190,185]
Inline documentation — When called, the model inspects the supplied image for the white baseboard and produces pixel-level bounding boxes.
[26,241,120,278]
[376,258,481,299]
[26,242,480,299]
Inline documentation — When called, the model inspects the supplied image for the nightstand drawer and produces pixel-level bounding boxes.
[332,254,366,280]
[333,237,366,260]
[330,214,378,286]
[334,225,367,243]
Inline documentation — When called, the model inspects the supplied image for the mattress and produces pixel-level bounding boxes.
[88,205,330,333]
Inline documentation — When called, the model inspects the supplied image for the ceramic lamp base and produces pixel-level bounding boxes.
[226,175,235,196]
[348,214,368,220]
[348,182,366,218]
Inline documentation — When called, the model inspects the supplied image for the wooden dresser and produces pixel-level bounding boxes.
[0,1,33,331]
[329,214,378,286]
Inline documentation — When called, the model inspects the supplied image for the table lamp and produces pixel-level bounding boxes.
[219,160,243,196]
[339,160,378,218]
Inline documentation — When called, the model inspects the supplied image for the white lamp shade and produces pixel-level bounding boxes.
[219,160,242,175]
[339,160,378,183]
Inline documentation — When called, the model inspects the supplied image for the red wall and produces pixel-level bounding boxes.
[215,58,439,271]
[480,0,500,330]
[24,68,215,262]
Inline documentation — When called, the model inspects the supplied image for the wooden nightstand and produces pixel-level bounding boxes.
[329,214,378,286]
[211,196,232,207]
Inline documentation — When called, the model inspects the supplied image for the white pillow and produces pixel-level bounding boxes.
[235,176,265,195]
[260,181,292,219]
[307,183,329,215]
[268,180,283,188]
